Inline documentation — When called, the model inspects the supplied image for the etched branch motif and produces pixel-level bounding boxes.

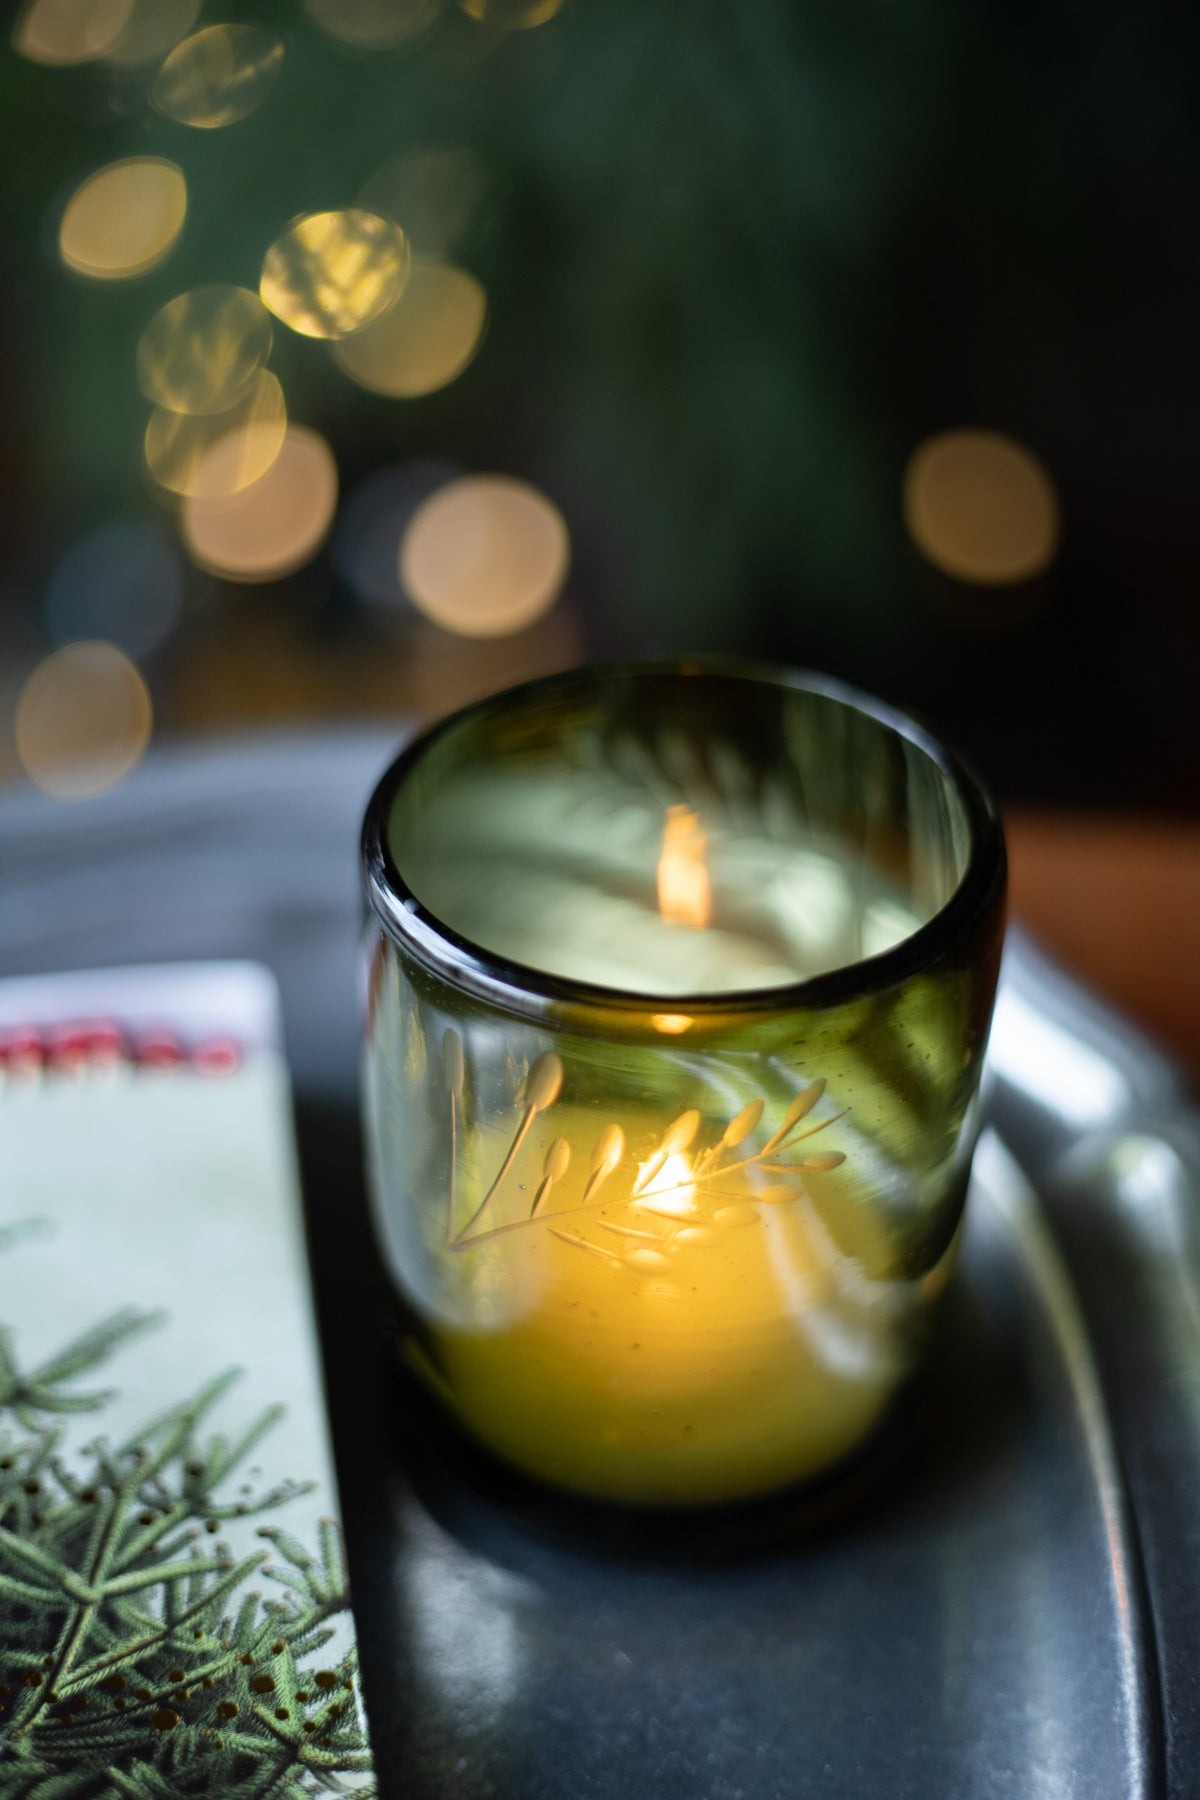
[451,1049,564,1246]
[449,1052,846,1262]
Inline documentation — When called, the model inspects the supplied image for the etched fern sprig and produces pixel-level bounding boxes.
[452,1067,847,1256]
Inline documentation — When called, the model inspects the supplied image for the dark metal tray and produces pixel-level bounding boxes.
[3,731,1198,1799]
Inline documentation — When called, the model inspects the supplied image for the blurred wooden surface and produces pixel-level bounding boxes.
[1006,812,1200,1078]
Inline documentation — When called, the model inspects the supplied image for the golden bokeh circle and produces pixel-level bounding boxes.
[14,0,133,66]
[903,429,1060,586]
[137,286,274,415]
[458,0,562,25]
[333,260,487,398]
[104,0,202,68]
[152,23,285,129]
[400,474,570,637]
[303,0,441,50]
[182,426,339,583]
[59,158,187,282]
[144,368,287,499]
[15,641,152,801]
[260,209,411,340]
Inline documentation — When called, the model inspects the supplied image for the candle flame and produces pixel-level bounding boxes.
[657,804,711,929]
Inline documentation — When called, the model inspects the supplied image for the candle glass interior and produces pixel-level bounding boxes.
[362,667,1005,1507]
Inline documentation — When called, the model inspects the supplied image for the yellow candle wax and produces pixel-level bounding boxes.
[401,1079,924,1506]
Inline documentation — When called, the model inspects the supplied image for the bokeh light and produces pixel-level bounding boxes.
[903,429,1061,586]
[260,210,410,340]
[144,368,287,499]
[137,286,273,415]
[358,145,494,257]
[15,641,152,801]
[181,426,338,583]
[58,157,186,282]
[333,260,487,398]
[458,0,563,26]
[400,474,569,636]
[335,461,456,612]
[14,0,132,66]
[152,23,285,129]
[303,0,441,51]
[45,521,183,657]
[103,0,200,66]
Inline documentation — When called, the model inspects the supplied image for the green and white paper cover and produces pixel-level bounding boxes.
[0,963,374,1798]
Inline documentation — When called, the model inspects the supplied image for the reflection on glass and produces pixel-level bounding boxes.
[58,158,186,282]
[333,260,487,398]
[152,23,285,129]
[904,429,1060,586]
[181,426,338,582]
[400,474,569,637]
[13,0,132,66]
[303,0,442,51]
[144,367,287,498]
[137,286,274,415]
[260,210,410,340]
[16,641,152,800]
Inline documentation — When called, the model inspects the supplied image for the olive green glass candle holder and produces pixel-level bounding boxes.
[361,664,1006,1508]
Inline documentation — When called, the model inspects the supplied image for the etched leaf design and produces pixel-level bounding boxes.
[518,1050,563,1113]
[582,1122,626,1203]
[456,1061,847,1255]
[799,1150,846,1172]
[661,1109,700,1155]
[721,1098,764,1148]
[543,1137,571,1183]
[530,1137,571,1217]
[764,1079,825,1149]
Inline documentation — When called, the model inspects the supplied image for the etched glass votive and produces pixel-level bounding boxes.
[361,664,1006,1507]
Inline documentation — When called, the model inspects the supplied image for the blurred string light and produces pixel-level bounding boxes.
[358,145,495,257]
[152,24,285,129]
[101,0,201,68]
[181,426,338,582]
[137,286,273,414]
[400,474,569,636]
[334,260,487,398]
[144,367,287,498]
[903,428,1060,586]
[15,641,152,800]
[13,0,132,65]
[458,0,563,25]
[45,521,183,657]
[59,157,186,281]
[260,210,410,339]
[334,461,457,612]
[303,0,442,51]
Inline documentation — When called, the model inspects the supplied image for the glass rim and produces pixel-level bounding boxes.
[361,659,1007,1023]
